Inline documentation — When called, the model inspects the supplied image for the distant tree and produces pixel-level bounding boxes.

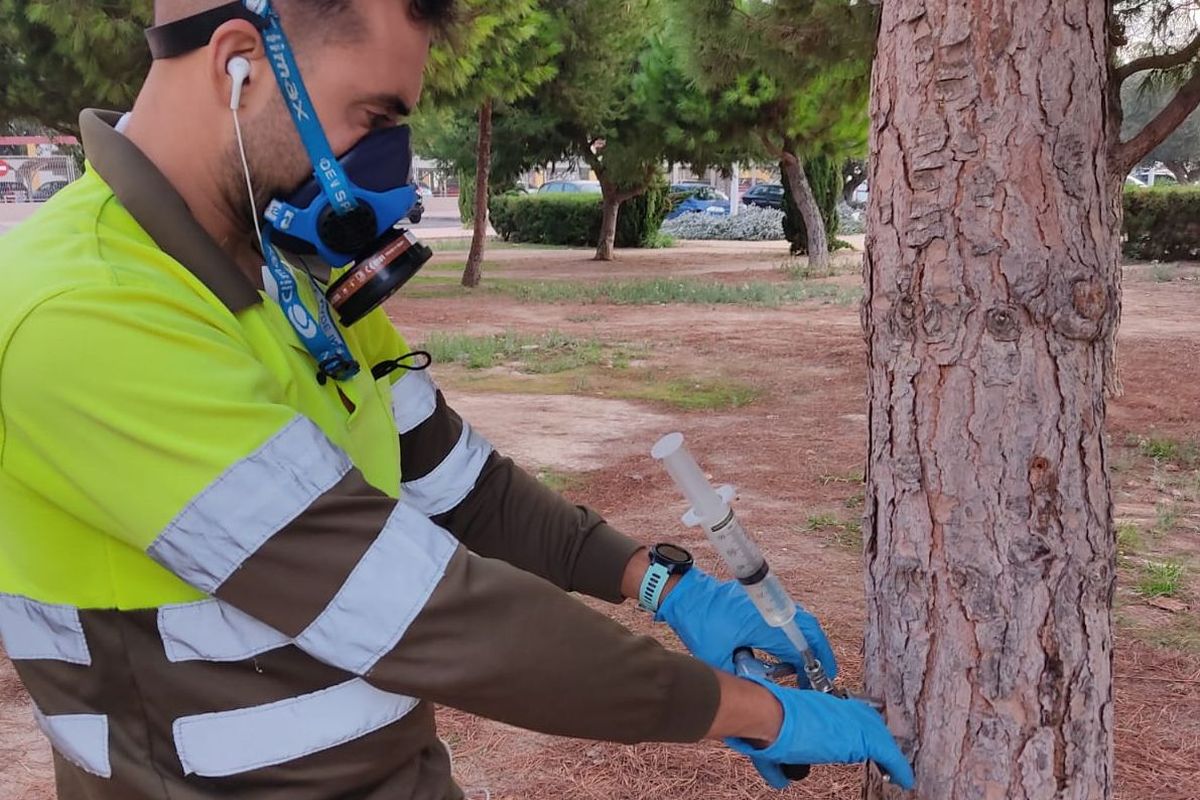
[781,154,838,257]
[842,158,867,205]
[423,0,558,286]
[1121,75,1200,182]
[1109,0,1200,181]
[0,0,150,135]
[664,0,875,271]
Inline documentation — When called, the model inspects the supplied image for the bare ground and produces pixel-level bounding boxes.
[3,244,1197,799]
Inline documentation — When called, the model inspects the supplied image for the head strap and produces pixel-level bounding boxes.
[145,1,267,59]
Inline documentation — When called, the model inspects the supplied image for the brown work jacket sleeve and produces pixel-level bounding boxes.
[402,387,642,603]
[372,546,720,743]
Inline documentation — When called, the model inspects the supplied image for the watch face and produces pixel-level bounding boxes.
[654,543,692,566]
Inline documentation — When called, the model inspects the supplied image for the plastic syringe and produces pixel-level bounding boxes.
[651,432,835,694]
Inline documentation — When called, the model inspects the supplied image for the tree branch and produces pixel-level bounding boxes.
[758,131,786,159]
[1112,68,1200,177]
[1115,32,1200,84]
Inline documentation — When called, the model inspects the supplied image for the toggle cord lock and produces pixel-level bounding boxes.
[370,350,433,381]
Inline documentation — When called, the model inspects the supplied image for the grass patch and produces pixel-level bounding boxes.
[1150,263,1178,283]
[490,278,858,307]
[1116,522,1143,555]
[621,378,760,410]
[1137,560,1186,598]
[425,238,569,252]
[819,469,865,485]
[1136,435,1200,467]
[778,258,835,280]
[1148,616,1200,653]
[536,468,583,493]
[422,330,606,374]
[805,513,863,550]
[1118,608,1200,654]
[1153,501,1182,536]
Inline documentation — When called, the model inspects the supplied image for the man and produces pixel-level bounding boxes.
[0,1,914,798]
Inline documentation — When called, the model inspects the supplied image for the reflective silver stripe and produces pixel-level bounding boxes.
[158,599,290,663]
[391,369,438,434]
[0,594,90,665]
[148,416,352,594]
[34,708,110,778]
[400,422,493,516]
[296,505,458,674]
[172,678,418,777]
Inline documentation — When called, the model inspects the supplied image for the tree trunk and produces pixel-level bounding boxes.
[862,2,1117,799]
[595,187,621,262]
[780,152,830,272]
[1163,159,1200,184]
[843,159,867,205]
[462,98,493,288]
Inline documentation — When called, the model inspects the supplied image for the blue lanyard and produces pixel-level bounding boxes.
[261,231,360,382]
[244,0,359,381]
[245,0,357,216]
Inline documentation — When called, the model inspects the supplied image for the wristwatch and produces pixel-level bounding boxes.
[638,543,694,613]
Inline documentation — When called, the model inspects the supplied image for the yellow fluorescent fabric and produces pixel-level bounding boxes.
[0,169,410,609]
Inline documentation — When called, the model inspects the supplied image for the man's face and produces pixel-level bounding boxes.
[231,0,430,214]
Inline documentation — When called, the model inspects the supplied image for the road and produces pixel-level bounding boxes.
[0,195,481,239]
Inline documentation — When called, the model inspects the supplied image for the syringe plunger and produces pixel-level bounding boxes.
[652,433,727,523]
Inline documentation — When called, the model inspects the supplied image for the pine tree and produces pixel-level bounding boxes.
[663,0,874,271]
[423,0,558,286]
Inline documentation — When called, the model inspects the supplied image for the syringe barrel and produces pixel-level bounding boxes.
[742,570,802,630]
[652,433,727,522]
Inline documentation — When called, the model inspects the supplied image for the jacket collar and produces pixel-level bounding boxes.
[79,109,262,312]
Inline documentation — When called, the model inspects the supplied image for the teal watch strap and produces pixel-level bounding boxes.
[639,562,672,612]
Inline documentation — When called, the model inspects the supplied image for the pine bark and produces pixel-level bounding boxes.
[781,152,830,271]
[595,188,621,262]
[862,2,1118,798]
[462,98,493,288]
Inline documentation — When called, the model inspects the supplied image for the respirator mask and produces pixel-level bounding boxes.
[146,0,432,382]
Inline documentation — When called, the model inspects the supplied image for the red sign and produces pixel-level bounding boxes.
[0,160,9,178]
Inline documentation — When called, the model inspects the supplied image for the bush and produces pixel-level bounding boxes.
[1123,186,1200,260]
[618,178,670,248]
[490,194,597,246]
[836,201,865,235]
[781,155,839,255]
[489,182,669,248]
[661,205,785,241]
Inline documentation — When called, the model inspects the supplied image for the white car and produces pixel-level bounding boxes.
[538,180,602,194]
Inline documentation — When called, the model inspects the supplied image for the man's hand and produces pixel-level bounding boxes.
[655,568,838,681]
[724,676,915,790]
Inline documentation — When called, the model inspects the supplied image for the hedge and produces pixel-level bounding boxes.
[1123,186,1200,260]
[490,181,670,248]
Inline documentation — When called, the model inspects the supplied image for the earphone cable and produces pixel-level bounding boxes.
[232,107,266,252]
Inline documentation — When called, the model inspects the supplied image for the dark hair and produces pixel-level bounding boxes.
[299,0,455,26]
[408,0,456,25]
[156,0,456,28]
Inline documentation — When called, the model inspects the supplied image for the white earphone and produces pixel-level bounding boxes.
[226,56,251,110]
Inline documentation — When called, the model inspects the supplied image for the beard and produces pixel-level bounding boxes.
[220,97,314,244]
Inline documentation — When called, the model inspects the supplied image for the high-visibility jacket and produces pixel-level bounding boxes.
[0,110,718,800]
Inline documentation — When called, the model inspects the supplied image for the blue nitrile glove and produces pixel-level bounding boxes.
[727,677,915,791]
[655,568,837,681]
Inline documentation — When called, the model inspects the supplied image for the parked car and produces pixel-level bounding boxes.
[0,184,29,203]
[741,183,785,210]
[31,179,69,202]
[538,180,602,194]
[666,184,730,219]
[404,183,426,224]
